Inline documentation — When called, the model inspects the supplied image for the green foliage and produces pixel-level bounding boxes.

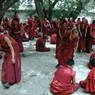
[8,0,91,20]
[11,1,20,11]
[53,0,83,19]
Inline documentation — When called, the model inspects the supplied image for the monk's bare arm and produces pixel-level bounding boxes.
[4,36,15,64]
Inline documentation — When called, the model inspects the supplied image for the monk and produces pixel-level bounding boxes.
[36,36,50,52]
[88,20,95,52]
[78,18,88,52]
[0,34,21,88]
[2,18,11,32]
[55,18,67,59]
[0,24,4,33]
[50,33,57,44]
[10,17,24,52]
[85,23,92,53]
[80,58,95,95]
[50,59,80,95]
[56,25,79,67]
[42,18,51,36]
[88,52,95,69]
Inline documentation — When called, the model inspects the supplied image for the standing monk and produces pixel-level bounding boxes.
[0,34,21,88]
[78,18,88,52]
[87,20,95,52]
[10,17,24,52]
[85,23,92,53]
[57,25,79,67]
[55,18,67,59]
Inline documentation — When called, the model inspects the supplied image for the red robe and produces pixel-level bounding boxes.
[31,27,41,38]
[50,33,57,44]
[0,34,21,84]
[42,19,51,36]
[50,65,80,95]
[80,67,95,94]
[88,52,95,69]
[90,24,95,45]
[0,25,4,33]
[33,17,40,28]
[2,18,11,31]
[24,24,33,40]
[36,37,50,52]
[11,22,24,52]
[78,22,87,52]
[57,31,79,65]
[86,24,92,52]
[55,25,66,59]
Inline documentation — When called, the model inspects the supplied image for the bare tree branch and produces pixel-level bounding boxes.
[0,0,19,17]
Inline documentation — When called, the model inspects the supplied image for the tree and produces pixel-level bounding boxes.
[34,0,91,22]
[0,0,19,18]
[11,1,20,11]
[34,0,62,22]
[34,0,45,23]
[47,0,61,21]
[55,0,91,19]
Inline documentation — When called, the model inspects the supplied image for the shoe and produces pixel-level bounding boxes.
[21,53,26,57]
[3,83,10,89]
[56,64,60,68]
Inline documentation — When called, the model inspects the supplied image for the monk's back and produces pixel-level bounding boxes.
[54,66,75,84]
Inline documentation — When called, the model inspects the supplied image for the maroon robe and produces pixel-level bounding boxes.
[24,24,33,40]
[31,27,41,38]
[42,19,51,36]
[86,24,92,52]
[50,33,57,44]
[0,34,21,84]
[78,22,87,52]
[11,21,24,52]
[80,67,95,94]
[2,18,11,31]
[90,24,95,45]
[36,37,50,52]
[57,32,79,65]
[0,25,4,33]
[88,52,95,69]
[50,65,80,95]
[55,24,66,59]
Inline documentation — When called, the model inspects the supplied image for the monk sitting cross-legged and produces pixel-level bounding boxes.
[36,35,50,52]
[50,59,80,95]
[80,58,95,95]
[88,52,95,69]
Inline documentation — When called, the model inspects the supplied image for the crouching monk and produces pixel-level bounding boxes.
[50,59,80,95]
[0,34,21,88]
[36,36,50,52]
